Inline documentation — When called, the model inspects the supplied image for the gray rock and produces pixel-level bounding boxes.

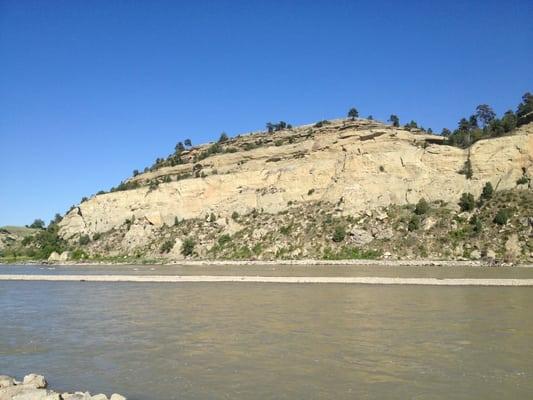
[0,376,15,389]
[470,250,481,260]
[22,375,47,389]
[349,228,373,246]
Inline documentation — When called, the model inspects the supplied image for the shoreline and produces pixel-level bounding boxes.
[2,259,532,268]
[1,274,533,286]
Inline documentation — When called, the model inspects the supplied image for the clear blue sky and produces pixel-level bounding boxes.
[1,0,532,226]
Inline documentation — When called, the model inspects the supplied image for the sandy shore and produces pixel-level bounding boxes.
[1,274,533,286]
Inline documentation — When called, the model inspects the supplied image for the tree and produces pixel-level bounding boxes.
[266,122,275,133]
[29,219,45,229]
[132,169,140,177]
[218,132,229,143]
[388,114,400,127]
[175,142,185,154]
[493,209,511,225]
[480,182,494,201]
[475,104,496,127]
[459,193,475,212]
[367,115,373,120]
[48,213,63,228]
[501,110,517,132]
[441,128,452,136]
[414,198,429,215]
[184,138,192,147]
[347,108,359,120]
[516,92,533,126]
[181,237,195,256]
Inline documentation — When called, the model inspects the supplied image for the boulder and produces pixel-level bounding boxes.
[505,234,521,260]
[58,251,70,261]
[470,250,481,260]
[22,375,47,389]
[47,252,61,262]
[349,228,373,246]
[0,376,14,389]
[90,395,109,400]
[110,394,126,400]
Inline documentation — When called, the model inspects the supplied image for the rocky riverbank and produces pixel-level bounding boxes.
[0,374,126,400]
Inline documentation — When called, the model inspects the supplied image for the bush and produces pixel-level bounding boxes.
[307,188,315,195]
[493,209,511,225]
[459,193,475,211]
[160,240,173,253]
[480,182,494,201]
[79,235,90,246]
[231,211,239,220]
[414,198,429,215]
[29,219,45,229]
[408,215,420,231]
[516,176,529,185]
[469,214,482,233]
[92,232,102,241]
[218,234,231,246]
[379,165,385,172]
[332,225,346,242]
[459,159,473,179]
[181,237,195,256]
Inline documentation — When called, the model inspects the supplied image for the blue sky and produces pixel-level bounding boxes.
[1,0,532,226]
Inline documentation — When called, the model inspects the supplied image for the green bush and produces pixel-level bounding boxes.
[332,225,346,242]
[160,240,173,253]
[92,232,102,241]
[408,215,420,231]
[231,211,239,220]
[414,198,429,215]
[493,209,511,225]
[459,193,476,211]
[480,182,494,201]
[181,237,195,256]
[218,234,231,246]
[79,235,90,246]
[516,176,529,185]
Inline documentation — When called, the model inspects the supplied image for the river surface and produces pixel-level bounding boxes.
[1,264,533,399]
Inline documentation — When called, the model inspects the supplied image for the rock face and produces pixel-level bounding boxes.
[58,120,533,245]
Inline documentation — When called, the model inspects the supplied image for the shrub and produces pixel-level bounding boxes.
[459,159,473,179]
[92,232,102,241]
[480,182,494,201]
[493,209,511,225]
[332,225,346,242]
[274,140,283,146]
[79,235,90,246]
[414,198,429,215]
[516,176,529,185]
[218,234,231,246]
[181,237,195,256]
[307,188,315,195]
[459,193,476,211]
[347,108,359,120]
[470,214,482,233]
[160,240,173,253]
[379,165,385,172]
[408,215,420,231]
[231,211,239,220]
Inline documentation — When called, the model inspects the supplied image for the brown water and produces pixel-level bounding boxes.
[1,267,533,399]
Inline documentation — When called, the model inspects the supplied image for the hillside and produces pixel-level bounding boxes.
[2,118,532,264]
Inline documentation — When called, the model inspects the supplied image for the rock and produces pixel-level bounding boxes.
[1,388,57,400]
[505,234,521,260]
[90,394,108,400]
[371,227,394,240]
[110,394,126,400]
[470,250,481,260]
[0,376,14,389]
[422,216,437,231]
[22,374,47,389]
[58,251,70,261]
[349,228,373,246]
[47,252,61,262]
[486,249,497,259]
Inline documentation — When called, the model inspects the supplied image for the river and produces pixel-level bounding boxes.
[1,264,532,399]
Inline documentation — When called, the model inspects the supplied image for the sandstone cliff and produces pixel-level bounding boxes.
[59,119,533,244]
